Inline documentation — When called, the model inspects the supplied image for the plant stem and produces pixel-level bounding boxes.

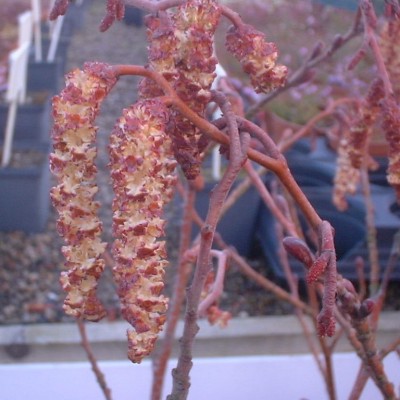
[76,319,113,400]
[151,185,196,400]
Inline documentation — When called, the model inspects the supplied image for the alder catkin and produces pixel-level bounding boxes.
[50,62,117,321]
[225,23,287,93]
[109,99,177,363]
[140,0,221,179]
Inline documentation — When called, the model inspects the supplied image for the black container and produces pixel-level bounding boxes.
[0,146,51,233]
[27,60,62,95]
[123,6,144,27]
[0,94,51,146]
[193,181,261,257]
[256,188,367,280]
[338,188,400,281]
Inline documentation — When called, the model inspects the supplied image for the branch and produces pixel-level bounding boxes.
[360,0,394,97]
[168,91,245,400]
[151,184,196,400]
[124,0,185,12]
[76,320,113,400]
[113,65,324,231]
[278,98,359,153]
[244,162,298,236]
[336,277,398,399]
[198,249,229,316]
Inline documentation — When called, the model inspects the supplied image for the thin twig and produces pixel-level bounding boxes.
[151,184,197,400]
[76,319,113,400]
[168,91,245,400]
[198,249,229,316]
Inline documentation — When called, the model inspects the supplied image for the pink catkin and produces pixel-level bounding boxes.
[50,62,117,321]
[109,99,177,363]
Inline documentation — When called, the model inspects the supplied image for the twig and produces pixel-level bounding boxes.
[76,319,113,400]
[360,167,380,294]
[360,0,394,98]
[274,200,337,400]
[277,98,358,153]
[125,0,185,12]
[245,162,297,236]
[151,184,197,400]
[168,91,245,400]
[336,278,398,399]
[198,249,229,316]
[348,231,400,399]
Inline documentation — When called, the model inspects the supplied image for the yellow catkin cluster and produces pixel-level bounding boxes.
[333,136,361,211]
[381,97,400,200]
[333,80,384,210]
[109,99,177,363]
[225,23,287,93]
[50,62,117,321]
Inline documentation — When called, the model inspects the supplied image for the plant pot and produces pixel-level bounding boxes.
[63,1,90,33]
[123,6,144,27]
[39,36,71,74]
[0,146,51,233]
[193,181,261,257]
[27,60,62,95]
[0,94,51,146]
[338,187,400,280]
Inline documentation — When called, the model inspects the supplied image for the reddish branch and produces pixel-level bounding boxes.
[360,0,394,97]
[113,64,324,230]
[349,232,400,399]
[151,186,196,400]
[198,249,230,317]
[77,320,113,400]
[50,0,187,23]
[244,162,297,236]
[337,279,397,399]
[168,92,246,399]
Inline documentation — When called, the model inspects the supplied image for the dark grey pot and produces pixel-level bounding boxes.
[0,95,51,146]
[194,181,261,257]
[27,60,62,95]
[0,151,51,233]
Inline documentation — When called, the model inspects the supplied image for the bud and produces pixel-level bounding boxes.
[358,298,375,318]
[282,236,314,269]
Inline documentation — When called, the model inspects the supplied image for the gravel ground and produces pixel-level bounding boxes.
[1,1,399,327]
